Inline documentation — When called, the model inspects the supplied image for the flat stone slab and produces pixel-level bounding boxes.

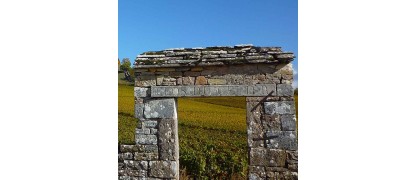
[148,161,178,178]
[266,131,297,150]
[144,98,177,119]
[264,101,296,115]
[150,84,277,97]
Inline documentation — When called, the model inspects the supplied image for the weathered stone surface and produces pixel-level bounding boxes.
[135,135,157,145]
[281,114,296,131]
[181,76,195,85]
[120,152,133,160]
[134,87,150,97]
[249,166,266,178]
[248,173,261,180]
[124,160,148,171]
[250,148,267,166]
[144,98,177,118]
[276,84,294,97]
[158,119,177,161]
[266,131,297,150]
[120,145,139,153]
[246,101,264,148]
[268,149,286,167]
[195,76,208,85]
[148,161,178,178]
[136,128,150,135]
[135,75,156,87]
[150,84,276,97]
[134,103,145,119]
[134,152,158,160]
[207,78,226,85]
[264,101,295,115]
[141,121,158,128]
[262,114,281,132]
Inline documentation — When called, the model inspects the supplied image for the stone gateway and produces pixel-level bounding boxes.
[118,44,298,180]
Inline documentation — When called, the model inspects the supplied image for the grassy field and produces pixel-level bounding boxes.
[118,84,298,179]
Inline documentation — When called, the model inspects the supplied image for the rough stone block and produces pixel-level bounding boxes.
[136,75,156,87]
[276,84,294,97]
[134,103,145,119]
[266,131,297,150]
[207,78,226,85]
[249,166,266,178]
[248,173,261,180]
[262,114,281,132]
[134,87,150,97]
[164,87,179,96]
[248,84,276,96]
[134,152,158,160]
[144,98,177,119]
[144,145,158,153]
[195,76,208,85]
[120,145,138,153]
[120,152,133,160]
[194,86,204,96]
[246,101,264,148]
[264,101,295,115]
[135,135,157,145]
[140,120,158,128]
[124,160,148,172]
[136,128,151,135]
[158,119,178,161]
[249,148,267,166]
[148,161,178,178]
[229,85,247,96]
[268,149,287,167]
[281,115,296,131]
[178,86,195,96]
[181,76,195,85]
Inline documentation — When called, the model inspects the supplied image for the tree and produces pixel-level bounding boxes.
[120,58,132,71]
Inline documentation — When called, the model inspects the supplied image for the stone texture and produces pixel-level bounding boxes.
[181,76,195,85]
[250,148,267,166]
[195,76,208,85]
[134,87,150,97]
[134,152,158,160]
[281,114,296,131]
[148,161,178,178]
[135,135,157,145]
[207,78,226,85]
[144,98,177,119]
[266,131,297,150]
[246,101,264,148]
[158,119,177,161]
[264,101,296,115]
[276,84,294,97]
[135,75,156,87]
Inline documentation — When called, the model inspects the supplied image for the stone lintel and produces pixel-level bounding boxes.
[150,84,277,97]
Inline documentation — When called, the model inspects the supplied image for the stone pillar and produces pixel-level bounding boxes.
[246,95,298,179]
[118,86,180,180]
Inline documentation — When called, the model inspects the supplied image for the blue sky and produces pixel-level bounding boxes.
[119,0,298,87]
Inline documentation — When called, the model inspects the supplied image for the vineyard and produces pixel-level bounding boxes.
[118,84,298,179]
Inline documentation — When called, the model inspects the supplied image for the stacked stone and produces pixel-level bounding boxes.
[118,44,297,180]
[118,97,179,180]
[134,44,294,67]
[246,96,298,179]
